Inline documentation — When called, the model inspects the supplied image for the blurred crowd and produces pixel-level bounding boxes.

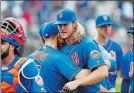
[1,1,133,56]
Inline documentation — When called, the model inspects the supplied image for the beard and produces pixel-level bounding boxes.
[1,45,10,59]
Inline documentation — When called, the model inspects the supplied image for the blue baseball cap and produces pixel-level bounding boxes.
[39,22,59,38]
[128,22,134,33]
[55,9,76,25]
[95,14,112,26]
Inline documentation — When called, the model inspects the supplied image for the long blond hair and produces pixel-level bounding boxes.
[58,21,85,47]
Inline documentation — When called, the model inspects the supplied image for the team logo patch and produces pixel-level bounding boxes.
[103,15,108,21]
[33,51,48,62]
[90,50,100,60]
[35,75,44,86]
[109,50,116,61]
[71,52,79,65]
[59,12,63,19]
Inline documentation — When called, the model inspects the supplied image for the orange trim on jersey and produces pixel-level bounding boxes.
[2,57,26,92]
[8,58,26,75]
[1,81,16,92]
[107,40,113,51]
[14,58,26,69]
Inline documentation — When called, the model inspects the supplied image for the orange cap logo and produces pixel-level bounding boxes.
[59,12,63,19]
[103,16,108,21]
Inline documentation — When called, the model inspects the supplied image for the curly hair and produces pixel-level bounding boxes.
[57,22,85,48]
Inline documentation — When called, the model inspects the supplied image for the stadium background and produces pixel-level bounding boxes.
[1,1,133,92]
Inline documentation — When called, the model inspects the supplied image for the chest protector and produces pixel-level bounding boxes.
[1,58,26,92]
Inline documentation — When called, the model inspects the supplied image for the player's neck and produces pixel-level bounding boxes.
[2,54,16,67]
[45,39,58,50]
[95,34,108,46]
[65,37,74,45]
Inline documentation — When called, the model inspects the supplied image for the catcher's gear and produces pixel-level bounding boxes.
[1,17,26,46]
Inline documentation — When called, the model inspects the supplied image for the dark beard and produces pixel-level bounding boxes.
[1,45,10,59]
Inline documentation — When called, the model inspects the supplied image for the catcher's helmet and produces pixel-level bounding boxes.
[1,17,26,46]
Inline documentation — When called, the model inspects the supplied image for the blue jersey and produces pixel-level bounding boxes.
[93,40,117,72]
[93,39,117,90]
[28,45,81,92]
[1,56,42,92]
[130,58,134,92]
[102,39,123,89]
[121,48,134,80]
[130,73,134,92]
[130,56,134,92]
[60,36,105,92]
[103,39,123,70]
[121,48,134,92]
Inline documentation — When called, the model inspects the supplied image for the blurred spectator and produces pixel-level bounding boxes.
[122,1,133,20]
[1,1,133,57]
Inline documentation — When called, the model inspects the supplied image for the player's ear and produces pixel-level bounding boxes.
[9,44,15,51]
[41,39,45,44]
[72,21,77,28]
[96,26,99,30]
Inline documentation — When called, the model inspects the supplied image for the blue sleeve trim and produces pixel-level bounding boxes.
[90,63,106,71]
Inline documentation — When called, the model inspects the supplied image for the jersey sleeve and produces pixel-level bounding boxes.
[85,41,106,71]
[99,45,117,72]
[19,58,45,92]
[99,45,112,60]
[20,73,45,92]
[56,56,81,81]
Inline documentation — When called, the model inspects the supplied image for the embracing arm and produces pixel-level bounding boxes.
[63,65,108,91]
[73,60,110,80]
[74,69,91,79]
[74,65,108,86]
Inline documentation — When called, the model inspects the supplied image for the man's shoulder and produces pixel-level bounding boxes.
[124,49,132,56]
[80,36,95,45]
[108,38,121,47]
[20,58,39,79]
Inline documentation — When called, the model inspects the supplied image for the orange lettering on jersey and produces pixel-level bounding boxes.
[71,52,79,65]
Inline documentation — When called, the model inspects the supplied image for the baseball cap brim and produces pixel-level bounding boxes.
[54,21,73,25]
[127,30,134,33]
[97,22,112,26]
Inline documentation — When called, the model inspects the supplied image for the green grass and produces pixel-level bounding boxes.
[115,71,122,92]
[116,82,121,92]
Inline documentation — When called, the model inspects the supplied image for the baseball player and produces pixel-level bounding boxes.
[1,17,44,92]
[55,9,108,92]
[95,43,117,92]
[28,22,95,92]
[120,22,134,92]
[93,14,123,92]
